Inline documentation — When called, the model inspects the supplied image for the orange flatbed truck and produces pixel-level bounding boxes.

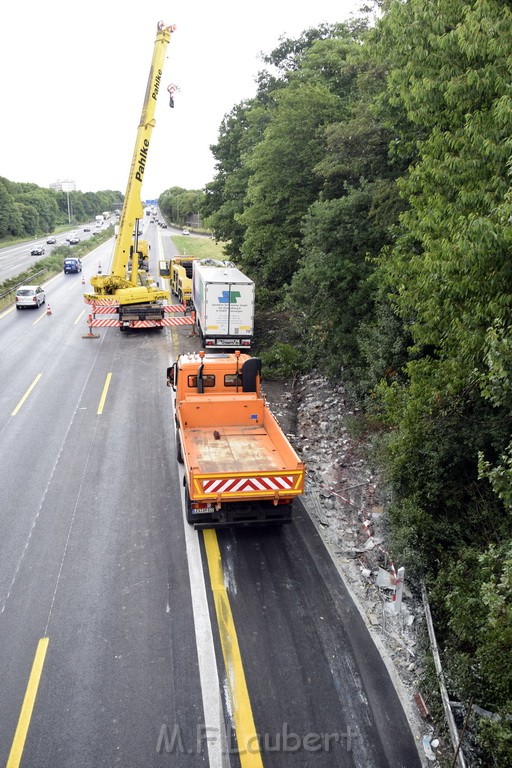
[167,351,305,528]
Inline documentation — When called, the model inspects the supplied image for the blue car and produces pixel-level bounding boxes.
[63,257,82,273]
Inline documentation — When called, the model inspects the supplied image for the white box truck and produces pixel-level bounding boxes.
[192,260,255,348]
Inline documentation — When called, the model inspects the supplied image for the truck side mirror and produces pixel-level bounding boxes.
[166,365,175,387]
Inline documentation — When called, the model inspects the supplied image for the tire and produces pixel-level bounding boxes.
[185,486,194,525]
[176,432,183,463]
[16,306,21,310]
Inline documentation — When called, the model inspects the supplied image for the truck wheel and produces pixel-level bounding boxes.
[184,486,194,525]
[176,433,183,463]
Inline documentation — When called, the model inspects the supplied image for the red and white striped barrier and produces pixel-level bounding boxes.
[84,300,188,314]
[88,318,120,327]
[86,315,194,328]
[90,305,118,314]
[84,297,118,306]
[202,474,296,495]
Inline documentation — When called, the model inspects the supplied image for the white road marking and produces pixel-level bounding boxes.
[182,482,231,767]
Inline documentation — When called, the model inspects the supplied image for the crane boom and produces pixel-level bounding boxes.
[85,21,175,310]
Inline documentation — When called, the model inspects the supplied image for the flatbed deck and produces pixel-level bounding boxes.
[184,425,285,473]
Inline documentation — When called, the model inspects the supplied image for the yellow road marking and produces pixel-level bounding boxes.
[203,529,264,767]
[6,637,49,768]
[97,372,112,414]
[11,374,42,416]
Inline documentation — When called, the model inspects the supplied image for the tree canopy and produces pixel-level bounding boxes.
[0,179,122,240]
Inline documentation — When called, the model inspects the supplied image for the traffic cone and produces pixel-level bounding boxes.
[82,275,85,284]
[82,314,100,339]
[98,262,102,274]
[46,303,52,315]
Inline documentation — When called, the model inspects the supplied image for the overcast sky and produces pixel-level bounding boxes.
[2,0,365,200]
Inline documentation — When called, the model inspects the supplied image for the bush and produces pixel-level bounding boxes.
[259,342,309,380]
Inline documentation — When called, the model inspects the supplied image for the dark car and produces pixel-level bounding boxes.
[46,236,57,244]
[68,237,81,245]
[31,246,45,256]
[63,257,82,273]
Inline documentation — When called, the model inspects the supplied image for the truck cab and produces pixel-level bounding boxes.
[170,257,199,305]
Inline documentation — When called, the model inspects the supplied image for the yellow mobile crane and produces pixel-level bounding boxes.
[84,21,175,328]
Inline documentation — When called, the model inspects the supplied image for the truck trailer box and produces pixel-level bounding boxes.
[192,261,255,347]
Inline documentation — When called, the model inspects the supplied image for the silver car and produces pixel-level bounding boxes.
[15,285,46,309]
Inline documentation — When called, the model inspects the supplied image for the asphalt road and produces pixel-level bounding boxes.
[0,223,421,767]
[0,224,101,284]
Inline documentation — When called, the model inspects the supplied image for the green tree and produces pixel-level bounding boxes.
[239,78,344,291]
[17,202,40,235]
[287,181,398,376]
[202,101,270,256]
[159,187,205,227]
[0,178,24,237]
[369,3,512,761]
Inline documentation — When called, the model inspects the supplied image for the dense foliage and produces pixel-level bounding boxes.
[198,1,512,763]
[0,177,122,240]
[158,186,205,229]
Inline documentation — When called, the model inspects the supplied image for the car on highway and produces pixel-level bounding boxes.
[63,257,82,273]
[83,226,91,232]
[46,236,57,244]
[15,285,46,309]
[30,246,45,256]
[181,229,190,236]
[68,237,81,245]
